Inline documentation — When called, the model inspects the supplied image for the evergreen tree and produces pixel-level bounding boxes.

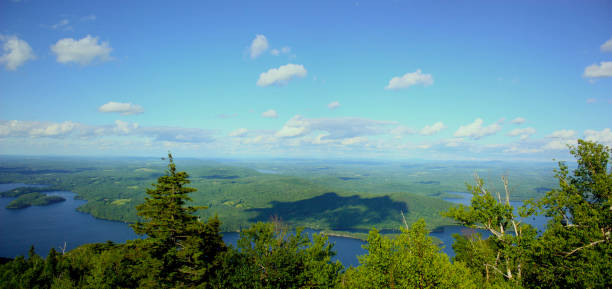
[131,153,226,287]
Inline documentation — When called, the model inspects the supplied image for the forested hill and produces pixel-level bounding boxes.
[0,140,609,288]
[0,156,556,235]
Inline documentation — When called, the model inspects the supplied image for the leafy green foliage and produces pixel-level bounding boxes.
[339,219,478,289]
[2,143,609,288]
[212,222,343,288]
[526,140,612,288]
[443,174,538,286]
[5,192,65,209]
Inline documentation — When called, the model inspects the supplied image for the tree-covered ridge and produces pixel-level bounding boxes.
[0,156,556,236]
[5,192,65,209]
[1,140,609,288]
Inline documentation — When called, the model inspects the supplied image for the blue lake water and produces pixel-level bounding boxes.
[0,184,547,267]
[0,183,364,267]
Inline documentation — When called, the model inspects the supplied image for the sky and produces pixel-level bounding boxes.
[1,0,611,161]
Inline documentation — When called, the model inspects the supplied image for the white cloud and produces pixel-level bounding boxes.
[341,136,367,145]
[445,138,464,147]
[548,129,575,139]
[276,115,310,138]
[0,35,35,70]
[390,125,415,138]
[0,119,212,142]
[98,102,144,115]
[587,98,597,104]
[262,109,278,118]
[584,61,612,78]
[385,69,433,90]
[50,19,72,30]
[543,139,576,150]
[30,121,77,137]
[601,36,612,52]
[270,46,290,56]
[420,121,446,136]
[511,117,525,124]
[275,115,394,140]
[249,34,268,59]
[454,118,502,139]
[113,120,139,134]
[542,129,577,150]
[257,64,307,86]
[229,128,248,137]
[507,127,536,140]
[51,35,112,65]
[503,146,542,154]
[0,120,78,138]
[328,101,341,110]
[584,128,612,145]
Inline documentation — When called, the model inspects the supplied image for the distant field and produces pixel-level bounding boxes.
[0,156,557,235]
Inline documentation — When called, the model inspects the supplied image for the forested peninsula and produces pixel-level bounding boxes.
[0,140,610,288]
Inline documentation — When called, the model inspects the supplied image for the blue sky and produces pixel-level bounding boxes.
[1,0,611,160]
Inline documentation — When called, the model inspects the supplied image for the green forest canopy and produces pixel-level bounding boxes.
[1,140,610,288]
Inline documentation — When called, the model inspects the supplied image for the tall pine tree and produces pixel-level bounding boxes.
[131,153,226,287]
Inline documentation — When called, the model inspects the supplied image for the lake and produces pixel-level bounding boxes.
[0,185,546,267]
[0,183,364,267]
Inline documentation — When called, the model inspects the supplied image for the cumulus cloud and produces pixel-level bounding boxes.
[511,117,525,124]
[548,129,575,139]
[507,127,536,140]
[420,122,446,136]
[601,36,612,52]
[51,35,112,65]
[328,101,341,110]
[262,109,278,118]
[249,34,268,59]
[229,128,248,137]
[584,128,612,145]
[98,102,144,115]
[385,69,433,90]
[542,129,577,150]
[257,64,307,86]
[543,139,576,150]
[584,61,612,78]
[454,118,502,139]
[0,35,35,70]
